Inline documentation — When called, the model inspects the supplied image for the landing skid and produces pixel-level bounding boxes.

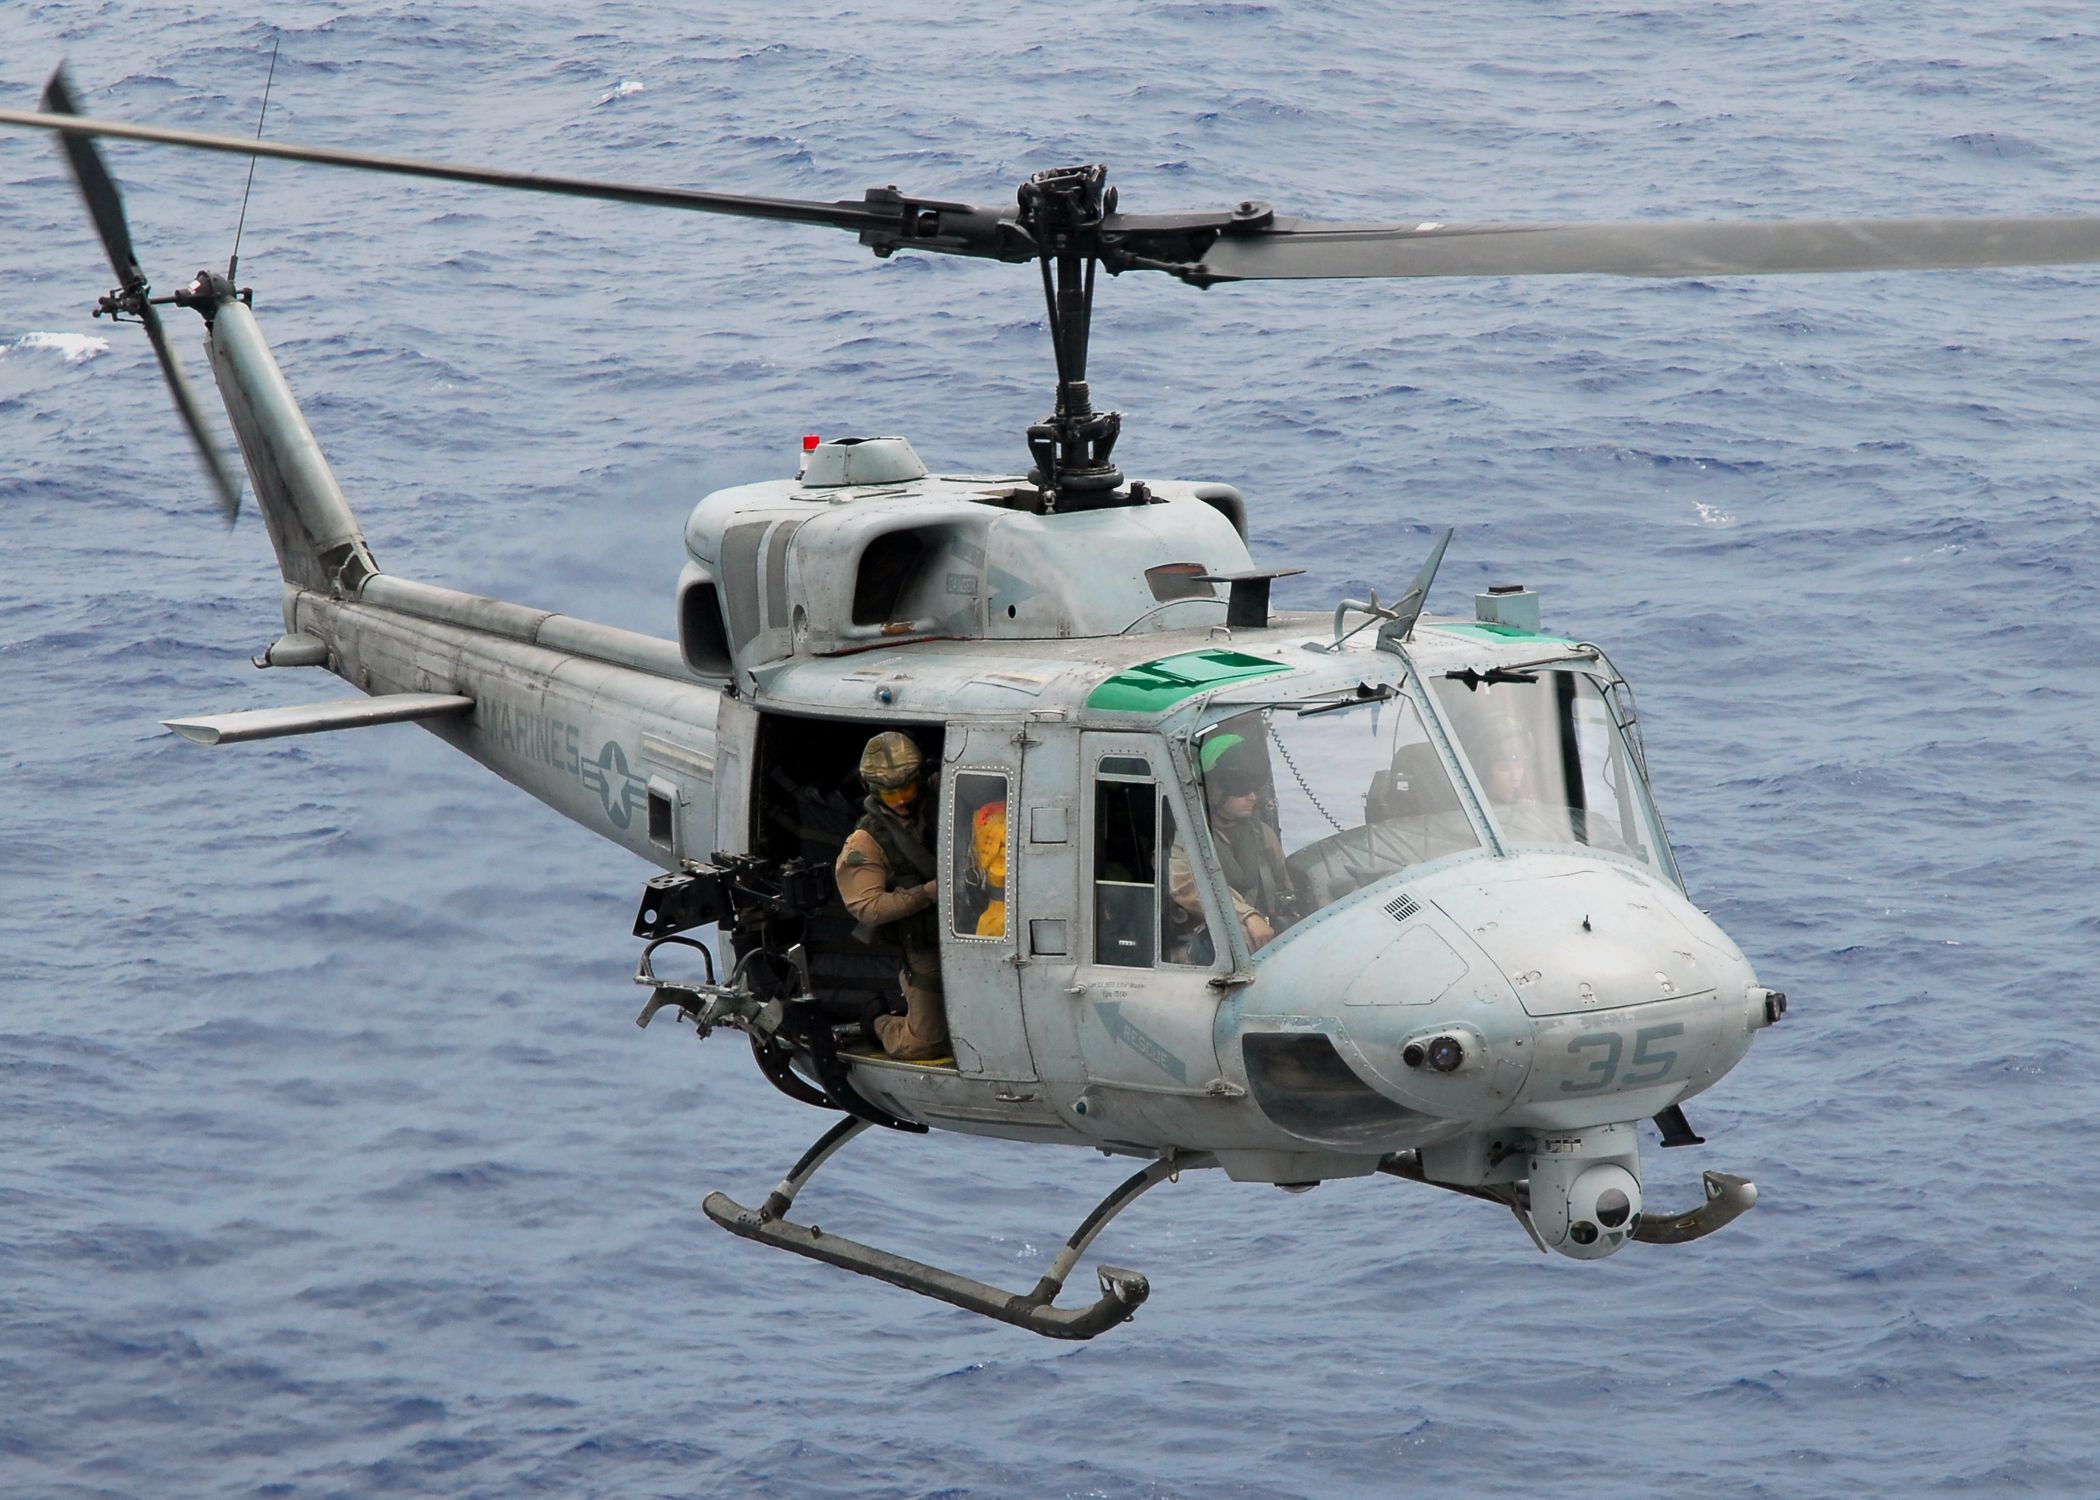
[1627,1170,1757,1244]
[705,1117,1197,1340]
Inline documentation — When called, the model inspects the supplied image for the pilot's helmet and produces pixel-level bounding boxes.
[859,730,924,791]
[1200,733,1263,798]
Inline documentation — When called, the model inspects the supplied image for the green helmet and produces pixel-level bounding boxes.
[1199,732,1262,795]
[859,730,924,790]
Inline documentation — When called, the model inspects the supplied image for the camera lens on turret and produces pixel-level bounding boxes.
[1426,1036,1465,1073]
[1401,1043,1426,1069]
[1595,1188,1632,1229]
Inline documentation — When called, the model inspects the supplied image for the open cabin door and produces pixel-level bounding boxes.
[942,723,1036,1082]
[1020,731,1226,1095]
[712,696,759,857]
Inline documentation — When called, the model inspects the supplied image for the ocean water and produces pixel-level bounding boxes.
[3,3,2099,1496]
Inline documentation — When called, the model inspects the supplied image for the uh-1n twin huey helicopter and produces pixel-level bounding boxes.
[16,63,2100,1340]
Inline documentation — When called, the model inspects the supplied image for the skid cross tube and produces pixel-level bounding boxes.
[704,1126,1204,1339]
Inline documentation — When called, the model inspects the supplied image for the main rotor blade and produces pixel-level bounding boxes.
[0,98,945,238]
[1191,214,2100,282]
[19,82,2100,287]
[39,68,243,521]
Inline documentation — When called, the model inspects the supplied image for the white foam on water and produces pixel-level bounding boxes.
[595,79,645,106]
[9,331,111,364]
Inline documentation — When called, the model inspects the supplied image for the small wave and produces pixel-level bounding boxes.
[7,332,111,365]
[1950,131,2047,160]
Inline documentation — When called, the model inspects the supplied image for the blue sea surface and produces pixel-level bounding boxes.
[3,3,2099,1496]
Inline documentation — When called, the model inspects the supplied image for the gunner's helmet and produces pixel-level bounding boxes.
[858,731,925,791]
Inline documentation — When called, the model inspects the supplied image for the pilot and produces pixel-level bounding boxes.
[1477,725,1568,842]
[834,730,950,1060]
[1484,735,1537,805]
[1169,733,1299,956]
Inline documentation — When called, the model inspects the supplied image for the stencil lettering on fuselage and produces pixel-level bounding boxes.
[488,700,648,829]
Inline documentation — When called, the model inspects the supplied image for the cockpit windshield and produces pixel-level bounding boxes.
[1191,691,1480,943]
[1428,668,1671,874]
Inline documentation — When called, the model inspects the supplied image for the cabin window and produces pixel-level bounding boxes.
[1092,762,1157,967]
[952,771,1010,940]
[1145,563,1217,603]
[646,783,676,849]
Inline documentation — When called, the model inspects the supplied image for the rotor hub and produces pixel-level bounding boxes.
[1018,164,1125,505]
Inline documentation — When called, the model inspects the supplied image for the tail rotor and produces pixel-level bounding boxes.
[41,66,243,523]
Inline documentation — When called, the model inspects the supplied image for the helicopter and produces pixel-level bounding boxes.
[13,63,2099,1343]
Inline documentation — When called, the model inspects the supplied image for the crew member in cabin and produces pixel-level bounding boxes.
[967,801,1009,938]
[835,730,951,1060]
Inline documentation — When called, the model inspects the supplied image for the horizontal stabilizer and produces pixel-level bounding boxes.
[164,693,473,746]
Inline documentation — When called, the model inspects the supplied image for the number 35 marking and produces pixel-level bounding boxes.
[1561,1023,1683,1093]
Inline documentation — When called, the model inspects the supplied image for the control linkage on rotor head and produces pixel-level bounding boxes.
[1017,164,1124,504]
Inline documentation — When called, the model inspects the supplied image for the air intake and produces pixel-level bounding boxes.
[1382,893,1420,925]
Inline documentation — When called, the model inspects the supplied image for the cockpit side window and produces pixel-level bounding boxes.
[1159,794,1215,966]
[1092,761,1156,967]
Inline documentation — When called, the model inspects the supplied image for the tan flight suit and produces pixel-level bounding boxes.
[835,798,950,1060]
[1167,813,1297,959]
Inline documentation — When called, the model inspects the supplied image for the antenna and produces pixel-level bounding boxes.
[227,35,281,283]
[1377,527,1454,651]
[1323,527,1455,654]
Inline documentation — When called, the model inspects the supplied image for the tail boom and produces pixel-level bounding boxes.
[202,285,378,595]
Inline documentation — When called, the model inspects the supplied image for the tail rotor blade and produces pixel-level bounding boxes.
[135,296,244,523]
[41,65,243,523]
[41,68,145,290]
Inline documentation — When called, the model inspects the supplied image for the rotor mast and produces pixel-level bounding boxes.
[1019,165,1124,507]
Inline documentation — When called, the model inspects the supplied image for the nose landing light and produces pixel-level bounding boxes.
[1401,1035,1467,1073]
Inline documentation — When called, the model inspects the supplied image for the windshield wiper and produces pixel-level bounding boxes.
[1296,682,1398,717]
[1443,667,1538,691]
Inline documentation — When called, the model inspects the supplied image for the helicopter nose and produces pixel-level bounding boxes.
[1229,852,1770,1155]
[1412,851,1770,1121]
[1424,852,1755,1020]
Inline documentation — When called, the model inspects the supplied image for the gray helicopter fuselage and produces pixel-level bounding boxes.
[199,290,1775,1258]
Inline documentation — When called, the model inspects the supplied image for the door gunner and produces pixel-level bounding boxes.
[834,730,950,1060]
